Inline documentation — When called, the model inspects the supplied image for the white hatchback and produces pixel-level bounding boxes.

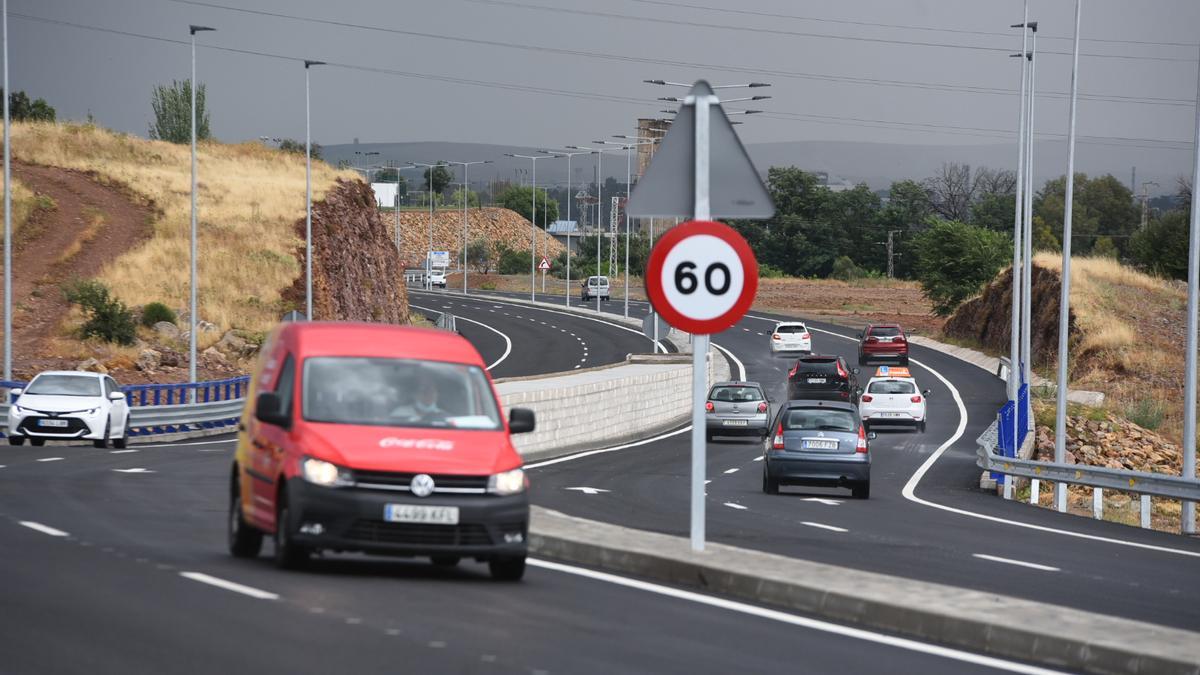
[769,322,812,354]
[859,367,930,433]
[7,371,130,448]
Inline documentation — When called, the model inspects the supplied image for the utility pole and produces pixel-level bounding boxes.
[1140,181,1159,229]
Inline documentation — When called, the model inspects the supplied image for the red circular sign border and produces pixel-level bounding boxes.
[644,220,758,335]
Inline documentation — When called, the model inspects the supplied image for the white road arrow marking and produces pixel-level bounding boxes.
[802,497,842,506]
[565,487,610,495]
[113,468,154,474]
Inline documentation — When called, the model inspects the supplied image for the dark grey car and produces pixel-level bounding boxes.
[705,381,769,441]
[762,400,874,499]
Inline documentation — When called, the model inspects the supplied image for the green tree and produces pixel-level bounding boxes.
[1092,236,1119,259]
[0,89,55,122]
[449,187,481,208]
[277,138,322,161]
[424,165,454,194]
[495,243,529,275]
[149,79,210,144]
[466,238,493,273]
[499,185,559,226]
[914,220,1011,316]
[970,192,1016,232]
[877,180,934,278]
[1130,210,1188,279]
[1031,214,1060,251]
[62,280,137,345]
[1034,173,1138,256]
[830,255,863,281]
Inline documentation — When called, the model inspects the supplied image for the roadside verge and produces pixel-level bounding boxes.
[529,506,1200,675]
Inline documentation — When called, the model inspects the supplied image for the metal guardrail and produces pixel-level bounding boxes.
[976,418,1200,502]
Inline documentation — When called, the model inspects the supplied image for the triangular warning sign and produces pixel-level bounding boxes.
[627,80,774,220]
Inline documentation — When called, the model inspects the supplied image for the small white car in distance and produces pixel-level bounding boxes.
[859,366,930,433]
[769,322,812,354]
[7,371,130,448]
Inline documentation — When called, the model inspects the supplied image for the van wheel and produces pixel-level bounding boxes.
[852,482,871,500]
[489,555,526,581]
[431,556,461,568]
[274,493,309,569]
[7,435,24,446]
[228,475,263,558]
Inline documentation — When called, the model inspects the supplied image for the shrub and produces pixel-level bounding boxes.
[140,301,176,327]
[1126,398,1165,431]
[496,244,529,275]
[914,220,1010,316]
[480,281,497,291]
[758,263,788,279]
[62,279,137,345]
[830,255,863,281]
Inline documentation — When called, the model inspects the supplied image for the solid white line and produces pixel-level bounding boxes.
[179,572,279,600]
[413,302,512,371]
[711,341,746,381]
[752,456,763,462]
[110,449,139,454]
[802,521,849,533]
[723,502,748,510]
[37,457,64,462]
[525,426,691,469]
[723,468,739,474]
[136,438,237,448]
[528,558,1065,674]
[19,521,69,537]
[972,554,1060,572]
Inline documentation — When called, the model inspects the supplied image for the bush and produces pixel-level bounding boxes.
[829,255,863,281]
[914,220,1010,316]
[140,301,176,327]
[758,263,788,279]
[62,279,137,345]
[1126,398,1165,431]
[496,244,529,275]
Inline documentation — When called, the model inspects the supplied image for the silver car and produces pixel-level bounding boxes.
[705,381,769,442]
[762,399,874,499]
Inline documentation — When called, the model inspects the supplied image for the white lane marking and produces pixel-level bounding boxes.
[757,332,765,336]
[19,521,69,537]
[704,479,712,484]
[723,502,748,510]
[723,468,739,474]
[573,365,581,369]
[113,468,154,474]
[711,341,746,381]
[179,572,279,600]
[135,438,237,448]
[37,457,64,462]
[0,464,5,468]
[413,303,512,371]
[803,498,842,506]
[802,522,848,533]
[526,426,691,469]
[973,554,1060,572]
[564,486,610,495]
[752,456,763,462]
[529,559,1065,674]
[110,449,139,454]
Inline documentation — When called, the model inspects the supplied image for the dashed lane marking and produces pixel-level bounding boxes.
[179,572,279,600]
[972,554,1060,572]
[19,521,68,537]
[110,449,138,454]
[801,522,848,533]
[37,457,64,463]
[723,468,739,474]
[723,502,748,510]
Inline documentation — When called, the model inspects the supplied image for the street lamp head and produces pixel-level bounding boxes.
[657,96,680,102]
[750,95,772,101]
[643,79,667,85]
[189,25,216,34]
[748,82,771,88]
[304,59,326,69]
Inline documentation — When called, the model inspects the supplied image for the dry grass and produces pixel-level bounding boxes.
[0,175,45,243]
[57,207,105,265]
[10,121,359,334]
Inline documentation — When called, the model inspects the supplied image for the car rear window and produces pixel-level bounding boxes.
[776,325,807,334]
[783,408,856,432]
[795,358,839,375]
[709,385,764,402]
[303,357,502,430]
[25,375,102,397]
[868,380,916,394]
[868,326,902,337]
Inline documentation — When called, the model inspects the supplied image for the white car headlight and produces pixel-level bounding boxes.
[488,468,527,495]
[301,457,353,487]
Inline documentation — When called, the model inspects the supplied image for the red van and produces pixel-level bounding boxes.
[227,322,535,580]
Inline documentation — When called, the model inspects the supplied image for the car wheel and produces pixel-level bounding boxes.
[705,431,714,443]
[489,555,526,581]
[762,465,779,495]
[7,435,24,446]
[30,438,45,447]
[274,494,309,570]
[228,475,263,558]
[431,555,461,568]
[93,417,110,449]
[918,421,926,433]
[852,482,871,499]
[112,422,128,449]
[858,353,867,366]
[900,356,909,366]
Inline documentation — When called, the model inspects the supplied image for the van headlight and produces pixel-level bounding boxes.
[301,457,353,487]
[488,468,527,495]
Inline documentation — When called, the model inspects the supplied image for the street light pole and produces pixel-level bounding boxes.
[304,60,324,321]
[2,0,10,381]
[1006,8,1030,501]
[444,160,492,295]
[505,153,556,301]
[1023,23,1038,417]
[1053,0,1083,514]
[188,24,214,391]
[1181,39,1200,535]
[409,162,445,291]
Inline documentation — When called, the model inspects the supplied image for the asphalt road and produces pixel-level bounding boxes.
[437,289,1200,632]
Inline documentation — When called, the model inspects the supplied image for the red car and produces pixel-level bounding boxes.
[857,323,909,366]
[228,322,535,580]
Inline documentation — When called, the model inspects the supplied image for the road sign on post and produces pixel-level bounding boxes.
[628,80,774,552]
[538,257,551,271]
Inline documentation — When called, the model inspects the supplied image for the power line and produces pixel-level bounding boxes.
[463,0,1199,63]
[162,0,1192,108]
[12,12,1193,152]
[630,0,1199,49]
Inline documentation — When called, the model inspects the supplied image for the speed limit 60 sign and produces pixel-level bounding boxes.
[645,220,758,335]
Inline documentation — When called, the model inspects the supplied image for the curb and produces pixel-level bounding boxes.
[528,507,1200,675]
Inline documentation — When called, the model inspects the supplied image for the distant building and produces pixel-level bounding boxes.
[548,220,582,251]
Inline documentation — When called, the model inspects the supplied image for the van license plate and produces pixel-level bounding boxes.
[38,419,69,428]
[807,378,826,384]
[802,440,838,450]
[384,505,459,525]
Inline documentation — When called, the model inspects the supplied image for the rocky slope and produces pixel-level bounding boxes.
[393,207,564,268]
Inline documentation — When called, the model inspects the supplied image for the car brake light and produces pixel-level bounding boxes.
[772,423,784,449]
[836,360,848,379]
[788,364,798,378]
[861,394,873,403]
[757,402,768,413]
[911,395,923,403]
[895,335,906,343]
[866,336,879,343]
[801,333,810,339]
[772,333,781,340]
[856,426,868,453]
[705,401,714,413]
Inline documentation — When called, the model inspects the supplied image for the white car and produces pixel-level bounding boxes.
[581,276,610,302]
[769,322,812,354]
[7,371,130,448]
[428,266,448,289]
[858,367,930,433]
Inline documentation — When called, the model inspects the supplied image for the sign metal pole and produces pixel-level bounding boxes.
[689,92,716,552]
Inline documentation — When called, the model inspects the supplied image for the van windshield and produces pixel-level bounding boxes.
[302,357,502,430]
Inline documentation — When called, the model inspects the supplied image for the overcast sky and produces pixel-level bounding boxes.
[9,0,1199,157]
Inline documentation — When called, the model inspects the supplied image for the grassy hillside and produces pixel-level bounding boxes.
[0,174,53,244]
[10,121,359,335]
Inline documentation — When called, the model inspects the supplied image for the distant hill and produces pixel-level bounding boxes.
[325,138,1190,195]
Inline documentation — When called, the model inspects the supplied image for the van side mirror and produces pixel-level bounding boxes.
[255,392,291,428]
[509,407,535,434]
